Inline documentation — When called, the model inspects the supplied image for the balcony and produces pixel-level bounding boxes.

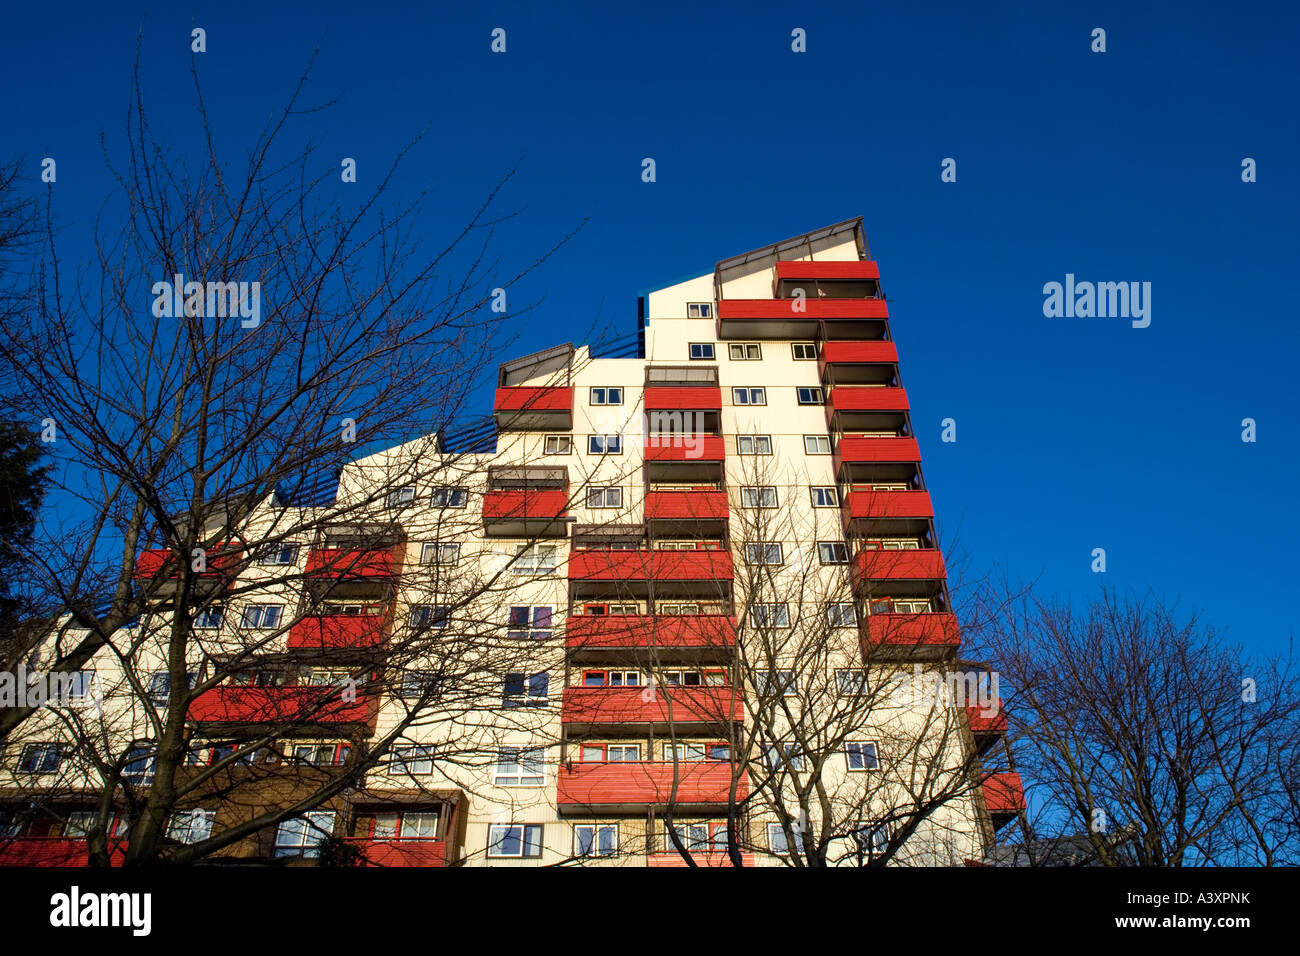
[188,686,377,728]
[836,436,920,465]
[967,701,1008,756]
[343,838,447,867]
[565,614,737,660]
[568,549,734,583]
[644,490,728,521]
[775,260,880,282]
[843,490,933,521]
[717,298,888,340]
[305,547,401,580]
[562,685,743,732]
[648,851,754,867]
[557,761,748,813]
[864,613,961,660]
[853,548,947,582]
[819,341,899,385]
[493,385,574,430]
[482,489,570,537]
[983,771,1027,828]
[826,386,909,415]
[135,543,242,594]
[644,434,725,463]
[644,386,723,411]
[0,837,128,866]
[288,611,389,650]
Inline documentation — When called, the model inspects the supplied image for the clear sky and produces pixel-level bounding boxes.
[4,1,1296,654]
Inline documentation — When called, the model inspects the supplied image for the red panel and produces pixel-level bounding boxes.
[288,613,389,650]
[345,839,446,867]
[557,761,747,807]
[775,260,881,281]
[644,387,722,410]
[819,341,899,365]
[492,386,574,413]
[827,386,909,413]
[843,490,933,519]
[644,490,728,520]
[866,613,961,649]
[643,434,725,462]
[967,701,1008,735]
[136,543,242,580]
[567,550,734,581]
[647,851,754,867]
[189,686,377,725]
[562,685,743,725]
[0,838,128,866]
[718,299,888,320]
[983,772,1027,814]
[565,614,737,651]
[854,549,946,581]
[304,548,402,579]
[837,437,921,464]
[482,489,569,521]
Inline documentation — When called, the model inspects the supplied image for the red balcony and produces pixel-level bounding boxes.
[135,543,242,591]
[493,386,574,430]
[717,298,888,321]
[288,612,389,650]
[344,839,446,867]
[482,489,569,523]
[565,615,737,653]
[865,613,961,658]
[843,490,934,520]
[305,547,401,580]
[775,260,880,282]
[983,771,1027,826]
[644,434,725,462]
[644,490,728,521]
[967,702,1008,737]
[0,837,127,866]
[854,548,947,582]
[837,437,921,465]
[568,549,734,582]
[189,686,377,727]
[819,340,898,366]
[562,685,743,729]
[826,386,909,414]
[644,387,722,411]
[557,761,748,812]
[648,851,754,867]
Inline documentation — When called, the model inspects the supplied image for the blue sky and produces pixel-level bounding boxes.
[4,1,1296,654]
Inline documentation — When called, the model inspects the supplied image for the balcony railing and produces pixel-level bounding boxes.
[717,299,889,320]
[482,489,569,522]
[565,614,737,652]
[561,685,743,728]
[287,612,389,650]
[644,490,728,521]
[188,686,377,726]
[843,490,933,520]
[774,260,881,282]
[0,837,128,866]
[647,850,754,867]
[568,549,734,582]
[853,548,947,582]
[826,386,909,414]
[305,547,402,580]
[819,340,898,365]
[983,771,1027,824]
[557,760,748,812]
[864,613,961,658]
[643,434,725,462]
[492,385,574,430]
[342,838,447,867]
[135,543,243,589]
[836,436,921,465]
[643,386,723,411]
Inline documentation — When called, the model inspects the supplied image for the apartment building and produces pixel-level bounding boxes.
[0,218,1024,867]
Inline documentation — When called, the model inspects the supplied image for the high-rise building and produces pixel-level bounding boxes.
[0,219,1023,867]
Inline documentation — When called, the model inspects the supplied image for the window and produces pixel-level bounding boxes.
[390,744,436,776]
[803,435,831,455]
[513,544,557,574]
[740,486,778,508]
[64,810,99,837]
[846,741,879,771]
[796,386,825,405]
[299,667,353,687]
[386,486,415,509]
[488,823,543,858]
[709,743,731,762]
[494,748,545,787]
[766,743,804,771]
[544,434,572,455]
[258,544,299,565]
[273,812,335,858]
[400,670,441,699]
[818,541,850,564]
[732,387,766,406]
[18,743,62,774]
[582,669,641,687]
[167,809,215,845]
[856,824,890,856]
[657,603,700,616]
[581,743,641,762]
[590,387,623,406]
[374,811,441,841]
[827,603,858,627]
[503,672,550,707]
[864,537,922,551]
[736,435,772,455]
[582,602,639,615]
[410,604,450,629]
[871,597,933,615]
[193,606,224,629]
[688,343,715,360]
[507,606,553,639]
[756,669,796,696]
[810,486,839,507]
[836,669,868,695]
[751,604,792,628]
[199,743,267,767]
[291,742,351,767]
[687,302,713,319]
[668,823,709,851]
[729,343,761,360]
[588,434,623,454]
[768,823,805,856]
[791,342,818,360]
[574,824,618,857]
[122,744,156,785]
[431,487,468,508]
[240,604,283,629]
[586,487,623,508]
[420,542,460,566]
[665,743,706,762]
[744,542,784,565]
